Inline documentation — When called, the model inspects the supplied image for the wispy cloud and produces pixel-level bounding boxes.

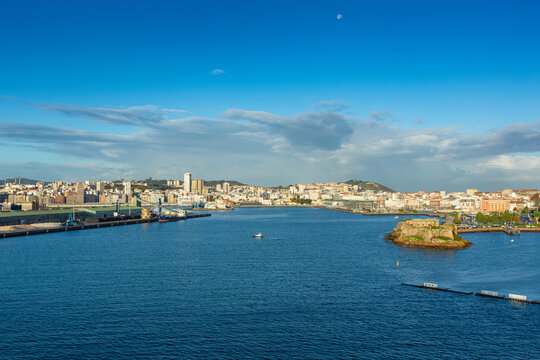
[209,68,225,75]
[0,160,133,182]
[223,109,353,150]
[370,110,400,122]
[313,99,349,111]
[36,104,188,126]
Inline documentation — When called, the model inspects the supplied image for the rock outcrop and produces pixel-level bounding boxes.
[386,218,472,249]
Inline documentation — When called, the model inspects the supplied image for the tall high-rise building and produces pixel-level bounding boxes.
[223,182,230,193]
[192,179,204,194]
[123,180,132,195]
[96,181,105,194]
[184,173,192,193]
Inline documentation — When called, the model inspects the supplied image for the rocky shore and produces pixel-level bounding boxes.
[386,218,472,250]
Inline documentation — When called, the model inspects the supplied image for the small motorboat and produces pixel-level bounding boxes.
[394,216,400,219]
[252,233,263,238]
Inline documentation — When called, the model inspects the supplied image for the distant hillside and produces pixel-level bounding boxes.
[344,179,395,193]
[0,178,39,185]
[204,180,246,186]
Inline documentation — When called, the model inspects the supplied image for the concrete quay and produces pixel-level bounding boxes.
[0,213,211,239]
[457,227,540,235]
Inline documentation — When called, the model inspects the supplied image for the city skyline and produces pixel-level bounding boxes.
[2,1,540,192]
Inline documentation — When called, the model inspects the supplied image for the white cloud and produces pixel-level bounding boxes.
[209,68,225,75]
[3,103,540,190]
[223,109,353,150]
[370,110,400,122]
[37,104,188,126]
[312,99,349,111]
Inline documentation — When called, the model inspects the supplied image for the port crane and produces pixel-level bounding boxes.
[134,197,186,218]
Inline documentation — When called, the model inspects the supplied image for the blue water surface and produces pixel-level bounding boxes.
[0,207,539,359]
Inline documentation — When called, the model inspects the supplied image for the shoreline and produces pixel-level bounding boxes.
[313,206,446,218]
[458,227,540,234]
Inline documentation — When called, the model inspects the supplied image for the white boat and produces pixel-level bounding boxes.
[394,216,400,219]
[252,233,263,238]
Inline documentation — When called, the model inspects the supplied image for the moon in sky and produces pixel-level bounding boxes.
[337,14,343,20]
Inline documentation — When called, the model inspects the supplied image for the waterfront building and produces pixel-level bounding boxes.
[480,198,511,212]
[459,198,477,212]
[509,200,526,212]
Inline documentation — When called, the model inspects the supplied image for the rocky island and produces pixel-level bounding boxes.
[386,218,472,249]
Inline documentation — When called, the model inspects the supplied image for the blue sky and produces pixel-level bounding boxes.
[1,0,540,191]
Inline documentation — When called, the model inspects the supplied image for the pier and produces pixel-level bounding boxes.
[0,212,211,239]
[457,227,538,235]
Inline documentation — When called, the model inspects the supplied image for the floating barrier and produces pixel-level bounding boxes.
[401,283,539,304]
[475,290,540,304]
[401,283,473,295]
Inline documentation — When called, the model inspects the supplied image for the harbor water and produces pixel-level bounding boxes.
[0,207,539,359]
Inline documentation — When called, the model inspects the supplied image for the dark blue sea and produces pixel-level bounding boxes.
[1,207,539,359]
